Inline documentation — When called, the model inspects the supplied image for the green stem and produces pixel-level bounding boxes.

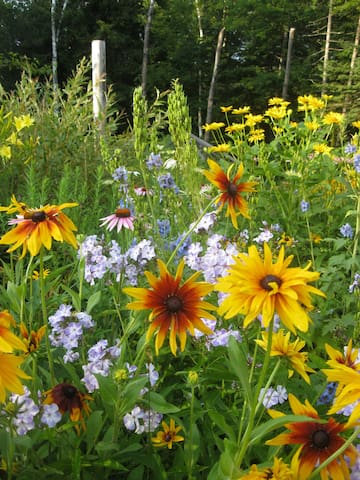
[39,248,55,385]
[233,320,274,470]
[351,192,360,278]
[186,384,196,480]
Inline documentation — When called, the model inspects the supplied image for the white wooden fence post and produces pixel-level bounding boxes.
[91,40,106,130]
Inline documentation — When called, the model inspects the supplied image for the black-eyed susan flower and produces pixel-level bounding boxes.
[0,196,78,258]
[266,394,357,480]
[19,322,46,354]
[0,310,27,353]
[123,259,216,356]
[203,159,257,229]
[152,418,184,449]
[255,330,315,383]
[100,207,135,232]
[216,243,325,333]
[0,353,30,402]
[239,457,294,479]
[43,383,91,433]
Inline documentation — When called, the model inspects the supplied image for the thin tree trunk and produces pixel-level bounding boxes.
[51,0,69,92]
[282,27,295,99]
[204,26,225,143]
[51,0,58,91]
[343,15,360,114]
[322,0,333,95]
[141,0,155,98]
[195,0,204,137]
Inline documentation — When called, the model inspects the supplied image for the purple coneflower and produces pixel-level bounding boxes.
[100,207,134,232]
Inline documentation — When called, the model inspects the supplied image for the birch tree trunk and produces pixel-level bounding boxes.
[194,0,204,137]
[322,0,333,95]
[343,16,360,114]
[204,26,225,143]
[51,0,69,92]
[141,0,155,98]
[51,0,58,92]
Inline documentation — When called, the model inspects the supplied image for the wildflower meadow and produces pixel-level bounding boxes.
[2,66,360,479]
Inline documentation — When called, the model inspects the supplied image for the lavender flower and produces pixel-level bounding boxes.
[157,172,179,192]
[349,273,360,293]
[123,406,162,434]
[82,339,121,392]
[40,403,62,428]
[300,200,310,213]
[146,152,162,169]
[48,305,94,363]
[354,154,360,173]
[259,385,288,408]
[157,219,171,237]
[340,223,354,239]
[345,143,357,154]
[10,387,40,435]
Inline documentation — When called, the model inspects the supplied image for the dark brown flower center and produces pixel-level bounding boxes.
[164,432,172,442]
[62,385,77,399]
[165,295,183,313]
[115,208,131,218]
[31,210,47,223]
[311,429,330,449]
[260,274,282,291]
[227,182,238,197]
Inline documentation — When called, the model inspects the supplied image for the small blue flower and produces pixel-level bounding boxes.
[345,143,357,154]
[354,154,360,173]
[340,223,353,239]
[146,152,162,169]
[157,219,171,237]
[300,200,310,213]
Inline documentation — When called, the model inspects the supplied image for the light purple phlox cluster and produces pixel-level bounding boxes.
[78,236,156,286]
[48,305,94,364]
[123,406,162,434]
[81,339,121,393]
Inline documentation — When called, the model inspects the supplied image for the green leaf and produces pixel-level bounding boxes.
[207,410,236,443]
[61,284,81,311]
[119,377,149,415]
[227,336,252,405]
[144,391,180,413]
[86,290,101,314]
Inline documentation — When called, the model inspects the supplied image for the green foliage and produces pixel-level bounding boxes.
[1,77,360,479]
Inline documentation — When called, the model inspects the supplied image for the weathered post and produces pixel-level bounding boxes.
[91,39,106,131]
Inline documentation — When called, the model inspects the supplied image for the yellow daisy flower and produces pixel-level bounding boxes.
[202,122,225,131]
[255,329,315,383]
[232,106,251,115]
[216,243,325,332]
[207,143,231,153]
[323,111,344,125]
